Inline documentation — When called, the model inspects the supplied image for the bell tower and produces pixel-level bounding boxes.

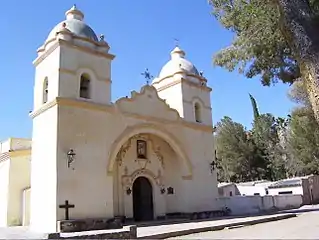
[152,46,213,126]
[32,5,115,110]
[29,5,115,232]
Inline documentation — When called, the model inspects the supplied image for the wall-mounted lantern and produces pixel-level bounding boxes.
[210,160,216,173]
[67,149,76,168]
[126,187,132,195]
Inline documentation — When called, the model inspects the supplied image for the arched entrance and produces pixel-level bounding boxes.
[132,177,154,221]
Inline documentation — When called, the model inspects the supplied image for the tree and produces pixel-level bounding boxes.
[249,94,260,120]
[288,110,319,175]
[251,113,287,180]
[249,94,288,180]
[215,116,275,182]
[215,117,256,182]
[287,81,319,175]
[209,0,319,122]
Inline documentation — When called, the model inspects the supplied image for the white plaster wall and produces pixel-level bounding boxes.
[218,196,262,215]
[218,184,238,197]
[10,139,32,151]
[179,127,218,212]
[0,160,10,226]
[33,46,61,110]
[30,106,58,233]
[156,83,184,117]
[7,156,31,226]
[55,88,218,222]
[58,44,112,104]
[273,195,302,209]
[0,140,11,153]
[56,106,112,221]
[22,188,31,226]
[268,186,303,195]
[154,79,212,125]
[218,195,303,215]
[181,83,212,125]
[237,185,268,196]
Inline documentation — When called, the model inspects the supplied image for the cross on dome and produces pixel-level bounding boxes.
[45,5,99,43]
[65,4,84,21]
[171,46,186,59]
[156,46,200,80]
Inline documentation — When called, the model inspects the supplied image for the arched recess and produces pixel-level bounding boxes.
[107,123,193,179]
[194,102,201,123]
[80,73,91,99]
[76,67,97,82]
[42,77,49,104]
[76,68,96,98]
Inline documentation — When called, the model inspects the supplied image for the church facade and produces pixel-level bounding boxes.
[0,6,218,233]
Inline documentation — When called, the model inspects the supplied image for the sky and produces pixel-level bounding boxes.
[0,0,294,141]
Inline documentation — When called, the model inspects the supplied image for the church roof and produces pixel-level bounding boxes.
[158,46,200,79]
[46,5,98,43]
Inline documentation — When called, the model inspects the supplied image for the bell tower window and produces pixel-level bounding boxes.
[43,78,48,104]
[80,74,91,99]
[194,102,201,123]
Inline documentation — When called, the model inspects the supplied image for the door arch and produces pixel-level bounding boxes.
[132,176,154,221]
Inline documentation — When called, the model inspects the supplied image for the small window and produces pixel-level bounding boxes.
[254,193,260,196]
[43,78,48,104]
[80,74,91,99]
[194,102,201,123]
[279,191,293,195]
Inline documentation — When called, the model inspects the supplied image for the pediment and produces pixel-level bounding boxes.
[115,85,180,121]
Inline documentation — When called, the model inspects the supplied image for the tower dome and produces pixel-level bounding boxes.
[45,5,99,43]
[158,46,200,79]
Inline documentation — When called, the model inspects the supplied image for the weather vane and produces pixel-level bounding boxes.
[141,68,153,85]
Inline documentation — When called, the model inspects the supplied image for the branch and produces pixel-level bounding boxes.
[276,0,319,62]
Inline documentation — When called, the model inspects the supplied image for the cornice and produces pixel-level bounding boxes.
[30,97,214,133]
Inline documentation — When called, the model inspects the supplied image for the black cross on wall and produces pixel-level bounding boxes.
[59,200,75,220]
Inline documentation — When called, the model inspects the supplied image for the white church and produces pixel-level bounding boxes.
[0,5,218,233]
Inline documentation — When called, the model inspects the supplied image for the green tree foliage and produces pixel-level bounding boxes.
[216,94,290,182]
[251,113,287,180]
[249,94,260,120]
[209,0,319,86]
[287,81,319,175]
[215,117,257,182]
[215,114,289,182]
[209,0,319,124]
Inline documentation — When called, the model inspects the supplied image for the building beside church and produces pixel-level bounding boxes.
[0,5,218,233]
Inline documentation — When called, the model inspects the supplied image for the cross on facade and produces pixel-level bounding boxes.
[141,68,153,85]
[174,38,179,47]
[59,200,75,220]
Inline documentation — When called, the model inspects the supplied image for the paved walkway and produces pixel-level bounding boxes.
[168,206,319,239]
[136,213,295,238]
[0,211,301,239]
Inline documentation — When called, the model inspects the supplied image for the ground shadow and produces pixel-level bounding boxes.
[124,205,319,228]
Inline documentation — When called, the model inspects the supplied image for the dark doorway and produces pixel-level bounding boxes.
[133,176,154,221]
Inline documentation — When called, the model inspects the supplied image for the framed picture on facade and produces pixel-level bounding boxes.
[137,140,147,159]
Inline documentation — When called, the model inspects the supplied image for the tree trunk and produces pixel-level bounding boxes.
[277,0,319,123]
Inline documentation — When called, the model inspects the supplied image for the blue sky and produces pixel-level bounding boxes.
[0,0,294,140]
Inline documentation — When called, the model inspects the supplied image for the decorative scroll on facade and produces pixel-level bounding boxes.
[115,134,165,169]
[116,140,131,166]
[121,168,164,188]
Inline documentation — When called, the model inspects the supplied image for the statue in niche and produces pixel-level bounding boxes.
[137,140,147,159]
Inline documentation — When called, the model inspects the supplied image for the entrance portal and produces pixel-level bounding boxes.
[132,176,154,221]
